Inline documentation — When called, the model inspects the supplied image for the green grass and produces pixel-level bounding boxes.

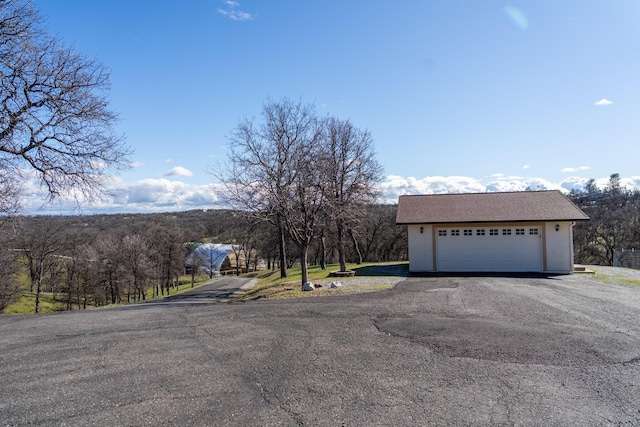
[2,264,409,312]
[3,275,212,314]
[3,292,66,314]
[590,271,640,287]
[236,262,409,301]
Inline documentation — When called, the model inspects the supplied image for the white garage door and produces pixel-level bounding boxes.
[436,226,542,272]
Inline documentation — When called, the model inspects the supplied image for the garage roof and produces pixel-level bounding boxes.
[396,190,589,224]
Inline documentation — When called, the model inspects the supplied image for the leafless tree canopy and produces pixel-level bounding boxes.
[0,0,131,213]
[213,97,384,286]
[571,173,640,266]
[323,116,383,271]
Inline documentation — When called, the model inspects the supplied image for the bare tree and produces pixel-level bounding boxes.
[145,219,189,296]
[0,0,130,211]
[214,97,324,286]
[14,216,65,312]
[571,176,640,266]
[321,117,383,272]
[0,230,19,311]
[94,234,123,305]
[121,234,151,302]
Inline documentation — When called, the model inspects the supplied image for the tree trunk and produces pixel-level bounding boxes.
[300,244,309,287]
[349,229,363,265]
[66,281,73,311]
[337,221,347,272]
[278,225,288,278]
[35,259,45,313]
[320,235,327,270]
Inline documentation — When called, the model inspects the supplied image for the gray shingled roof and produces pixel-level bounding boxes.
[396,190,589,224]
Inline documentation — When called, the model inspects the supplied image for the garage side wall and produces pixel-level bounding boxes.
[408,224,434,272]
[544,221,575,274]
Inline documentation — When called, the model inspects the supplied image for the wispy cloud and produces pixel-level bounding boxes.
[561,166,589,173]
[594,98,613,106]
[164,166,194,177]
[218,1,253,21]
[522,165,530,170]
[131,161,145,168]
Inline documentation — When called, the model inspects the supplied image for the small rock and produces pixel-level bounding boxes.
[330,281,342,288]
[302,282,315,291]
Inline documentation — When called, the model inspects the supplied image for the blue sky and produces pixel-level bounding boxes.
[31,0,640,213]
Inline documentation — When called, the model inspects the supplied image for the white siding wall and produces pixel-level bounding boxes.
[408,224,434,272]
[544,221,575,274]
[407,221,577,274]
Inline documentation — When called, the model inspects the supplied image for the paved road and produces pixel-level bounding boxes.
[1,273,640,426]
[130,276,254,306]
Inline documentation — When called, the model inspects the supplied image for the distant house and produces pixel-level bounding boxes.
[396,190,589,274]
[185,243,266,276]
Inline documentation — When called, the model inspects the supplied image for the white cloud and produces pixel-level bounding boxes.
[165,166,194,177]
[621,176,640,189]
[594,98,613,106]
[218,1,253,21]
[378,175,582,203]
[561,166,589,173]
[131,161,145,168]
[522,165,530,169]
[112,179,211,207]
[379,175,486,203]
[17,170,640,215]
[559,176,590,193]
[25,177,222,215]
[376,174,640,203]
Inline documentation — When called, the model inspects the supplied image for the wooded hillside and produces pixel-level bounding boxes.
[0,205,407,312]
[570,174,640,267]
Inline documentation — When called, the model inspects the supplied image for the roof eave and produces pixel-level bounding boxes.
[396,217,590,225]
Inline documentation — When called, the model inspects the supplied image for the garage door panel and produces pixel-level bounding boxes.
[436,227,542,272]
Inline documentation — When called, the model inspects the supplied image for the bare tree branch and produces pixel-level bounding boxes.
[0,0,131,213]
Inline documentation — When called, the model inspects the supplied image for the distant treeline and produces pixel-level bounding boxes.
[3,173,634,313]
[0,204,407,313]
[569,173,640,266]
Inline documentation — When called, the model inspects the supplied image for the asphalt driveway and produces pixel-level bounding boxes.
[1,272,640,426]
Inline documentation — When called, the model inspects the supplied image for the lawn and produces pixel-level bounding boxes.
[2,264,410,313]
[589,269,640,287]
[3,275,211,314]
[236,262,409,301]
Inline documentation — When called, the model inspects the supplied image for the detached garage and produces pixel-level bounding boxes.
[396,191,589,274]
